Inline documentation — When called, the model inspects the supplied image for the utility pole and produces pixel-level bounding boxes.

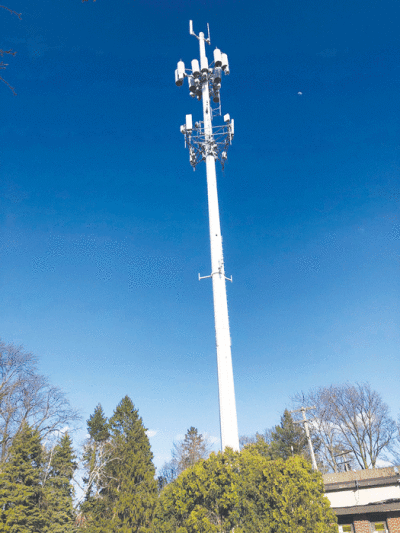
[291,406,318,471]
[334,449,353,472]
[175,21,239,451]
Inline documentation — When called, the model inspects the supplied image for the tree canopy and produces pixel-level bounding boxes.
[153,446,337,533]
[293,383,397,470]
[80,396,157,532]
[0,423,45,533]
[0,340,80,463]
[269,409,309,459]
[1,337,397,533]
[173,427,212,474]
[42,433,77,533]
[158,426,212,488]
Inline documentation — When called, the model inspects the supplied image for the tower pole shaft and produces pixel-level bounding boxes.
[199,32,239,451]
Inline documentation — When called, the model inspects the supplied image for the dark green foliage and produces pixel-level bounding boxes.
[80,396,157,533]
[42,433,77,533]
[77,498,109,532]
[269,409,319,461]
[153,446,337,533]
[87,404,110,443]
[0,423,45,533]
[82,404,111,502]
[106,396,157,532]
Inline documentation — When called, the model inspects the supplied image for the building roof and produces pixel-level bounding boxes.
[323,466,400,492]
[323,466,399,485]
[331,501,400,516]
[323,465,400,517]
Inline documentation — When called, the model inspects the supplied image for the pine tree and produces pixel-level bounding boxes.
[0,423,45,533]
[270,409,315,460]
[173,427,211,475]
[80,397,157,533]
[87,404,110,444]
[159,426,212,487]
[79,404,112,531]
[82,404,111,500]
[105,396,157,533]
[42,433,77,533]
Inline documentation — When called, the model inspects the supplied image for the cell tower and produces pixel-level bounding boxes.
[175,21,239,451]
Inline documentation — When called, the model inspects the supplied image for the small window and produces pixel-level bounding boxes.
[339,525,352,533]
[372,523,387,533]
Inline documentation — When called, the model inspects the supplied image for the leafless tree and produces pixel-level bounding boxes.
[158,427,212,486]
[239,428,273,450]
[292,388,352,472]
[239,434,257,449]
[157,460,178,487]
[392,415,400,464]
[77,438,119,507]
[0,340,81,462]
[172,426,212,475]
[293,383,397,471]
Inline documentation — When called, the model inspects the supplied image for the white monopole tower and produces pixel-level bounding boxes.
[175,21,239,451]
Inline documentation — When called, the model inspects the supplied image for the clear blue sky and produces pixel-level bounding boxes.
[1,0,399,469]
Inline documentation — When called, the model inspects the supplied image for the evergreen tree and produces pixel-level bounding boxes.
[153,447,337,533]
[42,433,77,533]
[79,404,112,531]
[106,396,157,532]
[173,427,212,475]
[82,404,111,500]
[242,432,272,459]
[87,404,110,444]
[0,423,45,533]
[239,450,337,533]
[158,426,212,487]
[269,409,319,461]
[80,397,157,532]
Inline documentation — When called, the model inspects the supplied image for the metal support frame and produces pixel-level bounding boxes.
[183,120,234,170]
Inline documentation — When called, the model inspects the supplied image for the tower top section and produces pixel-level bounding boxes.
[189,20,211,43]
[175,21,234,171]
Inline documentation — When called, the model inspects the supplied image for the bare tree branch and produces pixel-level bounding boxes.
[78,437,121,508]
[0,5,21,94]
[0,5,21,19]
[0,340,81,462]
[171,427,212,476]
[292,383,396,471]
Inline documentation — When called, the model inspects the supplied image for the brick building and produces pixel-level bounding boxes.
[323,466,400,533]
